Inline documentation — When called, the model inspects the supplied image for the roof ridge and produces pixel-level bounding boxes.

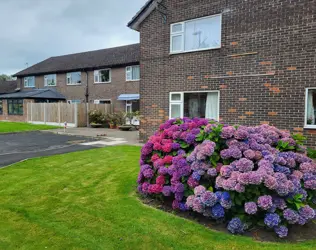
[50,43,140,59]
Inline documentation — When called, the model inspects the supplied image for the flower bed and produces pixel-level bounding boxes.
[137,118,316,238]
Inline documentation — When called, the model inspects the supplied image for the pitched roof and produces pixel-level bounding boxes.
[14,43,140,77]
[0,88,66,100]
[0,80,18,94]
[128,0,162,31]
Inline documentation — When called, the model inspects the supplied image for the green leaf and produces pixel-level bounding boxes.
[208,186,214,192]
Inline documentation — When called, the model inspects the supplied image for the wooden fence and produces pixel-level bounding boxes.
[27,103,112,127]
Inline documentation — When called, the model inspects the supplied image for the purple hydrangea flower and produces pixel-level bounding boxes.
[244,202,257,215]
[200,191,217,207]
[299,205,315,220]
[274,226,288,238]
[235,158,254,173]
[194,185,206,196]
[207,168,217,177]
[283,209,299,224]
[257,195,273,210]
[221,126,236,139]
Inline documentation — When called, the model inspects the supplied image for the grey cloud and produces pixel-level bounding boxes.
[0,0,145,75]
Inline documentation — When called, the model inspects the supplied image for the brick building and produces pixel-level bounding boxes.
[128,0,316,148]
[13,44,141,113]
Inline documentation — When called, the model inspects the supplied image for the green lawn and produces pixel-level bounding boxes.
[0,122,59,133]
[0,146,315,250]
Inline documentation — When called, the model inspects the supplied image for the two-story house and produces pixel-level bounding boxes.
[12,43,140,113]
[128,0,316,148]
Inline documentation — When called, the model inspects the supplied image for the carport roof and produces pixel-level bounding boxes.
[0,88,66,100]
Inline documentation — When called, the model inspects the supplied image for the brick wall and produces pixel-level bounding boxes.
[18,66,140,112]
[138,0,316,148]
[0,99,33,122]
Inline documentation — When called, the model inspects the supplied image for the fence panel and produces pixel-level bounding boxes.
[27,103,113,127]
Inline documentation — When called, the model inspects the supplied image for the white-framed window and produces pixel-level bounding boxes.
[170,14,222,54]
[66,72,81,85]
[126,65,140,81]
[94,69,111,83]
[44,74,57,86]
[24,76,35,88]
[305,88,316,129]
[169,91,219,120]
[67,100,81,104]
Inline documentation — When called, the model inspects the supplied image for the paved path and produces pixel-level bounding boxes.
[0,131,127,167]
[46,127,143,146]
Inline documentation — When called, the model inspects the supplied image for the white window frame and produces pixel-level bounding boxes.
[126,65,140,81]
[24,76,35,88]
[169,91,220,120]
[67,100,81,104]
[66,72,82,85]
[94,69,111,84]
[170,14,222,54]
[44,74,57,87]
[305,87,316,129]
[169,92,184,119]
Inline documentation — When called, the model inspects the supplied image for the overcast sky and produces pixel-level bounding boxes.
[0,0,145,75]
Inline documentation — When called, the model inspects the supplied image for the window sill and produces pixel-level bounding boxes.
[8,114,24,116]
[67,84,82,86]
[126,79,140,82]
[94,82,111,84]
[304,126,316,130]
[169,46,221,55]
[24,86,35,88]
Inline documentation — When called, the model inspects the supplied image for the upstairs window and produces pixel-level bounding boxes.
[67,72,81,85]
[170,14,222,54]
[126,65,140,81]
[44,74,57,86]
[306,88,316,128]
[24,76,35,88]
[94,69,111,83]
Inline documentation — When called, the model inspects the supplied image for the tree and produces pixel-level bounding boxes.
[0,74,13,81]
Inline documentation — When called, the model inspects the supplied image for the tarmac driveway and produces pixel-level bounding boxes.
[0,131,99,167]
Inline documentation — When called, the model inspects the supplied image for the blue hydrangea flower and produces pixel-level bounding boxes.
[211,204,225,219]
[227,218,246,234]
[264,213,281,228]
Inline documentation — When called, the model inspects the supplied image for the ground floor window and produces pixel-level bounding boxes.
[100,100,111,104]
[126,100,140,113]
[0,100,2,115]
[170,91,219,120]
[306,88,316,128]
[67,100,81,104]
[8,99,23,115]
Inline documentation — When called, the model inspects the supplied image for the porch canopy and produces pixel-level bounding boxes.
[117,94,140,101]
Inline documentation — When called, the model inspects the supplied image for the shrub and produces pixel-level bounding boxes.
[89,110,108,125]
[138,118,316,238]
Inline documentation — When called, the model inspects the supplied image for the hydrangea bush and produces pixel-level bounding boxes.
[138,118,316,238]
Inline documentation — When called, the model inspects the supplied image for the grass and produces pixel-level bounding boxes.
[0,146,315,250]
[0,121,59,133]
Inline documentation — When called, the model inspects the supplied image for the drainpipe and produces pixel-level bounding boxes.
[84,70,90,127]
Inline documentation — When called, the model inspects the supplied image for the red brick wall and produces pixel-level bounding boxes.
[18,66,140,112]
[0,99,33,122]
[138,0,316,148]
